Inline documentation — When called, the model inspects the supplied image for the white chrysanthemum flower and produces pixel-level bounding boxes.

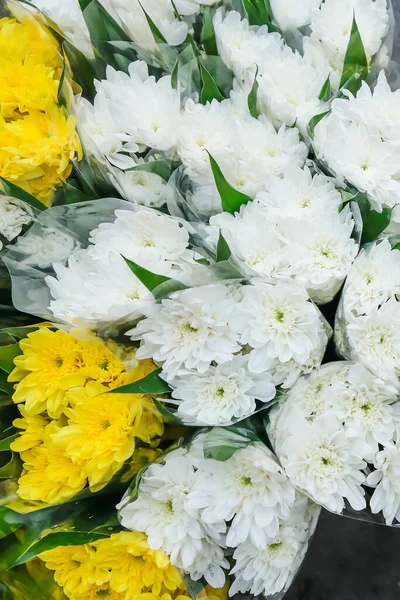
[303,37,344,92]
[334,364,399,459]
[270,0,322,30]
[119,449,228,586]
[127,284,242,380]
[279,208,358,304]
[234,281,328,372]
[256,46,328,135]
[167,355,276,425]
[10,228,79,269]
[29,0,94,57]
[75,95,137,169]
[314,117,400,212]
[88,209,193,277]
[258,165,342,218]
[47,251,155,324]
[345,299,400,388]
[281,415,367,513]
[229,498,313,597]
[265,343,327,390]
[209,201,292,283]
[213,9,283,80]
[0,198,32,244]
[99,0,188,50]
[108,165,170,208]
[368,427,400,525]
[177,99,307,210]
[188,444,296,548]
[341,239,400,316]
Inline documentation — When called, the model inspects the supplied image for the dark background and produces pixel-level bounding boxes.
[286,2,400,598]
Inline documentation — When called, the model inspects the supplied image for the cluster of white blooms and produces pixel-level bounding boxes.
[119,440,319,596]
[99,0,219,52]
[334,239,400,391]
[127,279,329,425]
[76,58,307,214]
[214,10,328,136]
[208,165,358,304]
[304,0,390,91]
[0,198,32,251]
[28,0,94,57]
[269,361,400,521]
[45,208,200,325]
[314,73,400,212]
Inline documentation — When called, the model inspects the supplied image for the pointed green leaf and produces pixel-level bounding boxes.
[199,62,224,104]
[139,2,168,44]
[308,110,330,139]
[122,256,187,298]
[152,398,182,424]
[356,194,392,243]
[0,344,21,375]
[207,152,253,214]
[171,57,179,89]
[242,0,273,26]
[201,7,218,55]
[393,242,400,250]
[0,433,18,452]
[0,372,13,396]
[0,506,24,539]
[318,75,331,101]
[0,179,45,212]
[0,452,22,479]
[57,62,68,109]
[339,14,368,93]
[216,232,232,262]
[63,182,94,204]
[248,66,260,119]
[83,0,132,42]
[78,0,92,9]
[111,368,171,395]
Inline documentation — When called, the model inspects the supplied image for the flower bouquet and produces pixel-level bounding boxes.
[0,0,400,598]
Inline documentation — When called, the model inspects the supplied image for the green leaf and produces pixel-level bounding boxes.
[207,152,253,214]
[201,7,218,55]
[0,433,18,452]
[83,0,132,42]
[78,0,92,8]
[0,344,21,375]
[125,160,171,182]
[171,57,179,89]
[357,194,392,243]
[183,576,207,600]
[216,232,232,262]
[0,179,45,212]
[152,398,182,424]
[62,40,99,100]
[0,497,118,572]
[57,61,68,109]
[199,62,224,104]
[0,371,14,396]
[63,182,94,204]
[0,452,22,480]
[393,242,400,250]
[122,256,186,298]
[339,14,368,94]
[139,2,168,44]
[318,75,331,102]
[247,66,260,119]
[0,326,44,344]
[308,110,330,139]
[0,506,24,540]
[242,0,272,26]
[203,425,259,461]
[111,368,171,395]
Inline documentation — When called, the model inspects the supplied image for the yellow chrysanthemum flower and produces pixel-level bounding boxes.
[40,532,190,600]
[0,16,82,205]
[16,421,87,505]
[9,328,86,419]
[10,410,49,453]
[53,381,163,489]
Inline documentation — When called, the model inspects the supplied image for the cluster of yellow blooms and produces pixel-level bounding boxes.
[8,328,163,507]
[41,533,227,600]
[0,17,82,205]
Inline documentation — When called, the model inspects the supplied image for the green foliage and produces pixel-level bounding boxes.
[216,232,232,262]
[0,180,45,212]
[207,152,253,214]
[247,67,260,119]
[199,62,225,104]
[339,15,368,94]
[111,368,171,396]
